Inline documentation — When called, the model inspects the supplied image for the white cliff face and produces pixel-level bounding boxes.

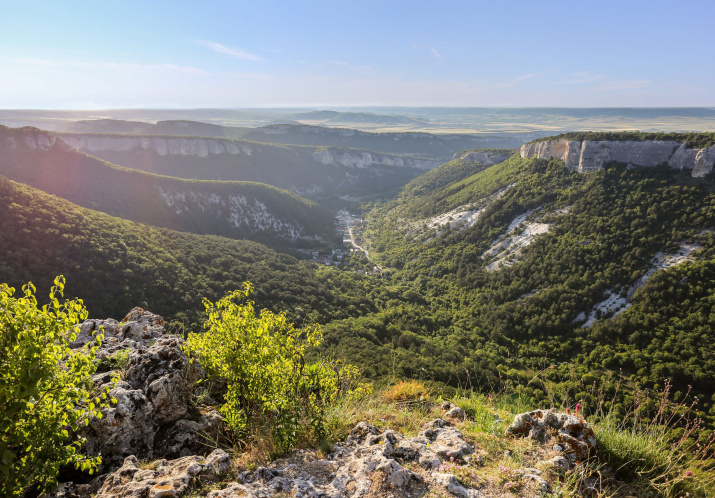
[4,131,67,151]
[410,184,515,243]
[579,239,704,328]
[311,149,436,169]
[159,188,318,242]
[520,140,715,177]
[58,135,253,158]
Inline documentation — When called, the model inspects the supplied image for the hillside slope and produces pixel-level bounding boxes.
[0,175,377,327]
[334,152,715,422]
[0,126,335,247]
[55,131,431,197]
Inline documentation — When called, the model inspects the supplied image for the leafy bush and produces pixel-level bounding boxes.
[0,276,114,496]
[184,283,365,454]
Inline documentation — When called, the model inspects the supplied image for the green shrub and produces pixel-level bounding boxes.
[0,276,114,496]
[184,283,363,454]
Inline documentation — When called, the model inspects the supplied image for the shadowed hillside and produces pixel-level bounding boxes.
[0,126,336,247]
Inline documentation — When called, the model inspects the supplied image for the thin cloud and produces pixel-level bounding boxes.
[493,73,539,89]
[10,57,204,73]
[196,40,262,61]
[328,60,371,71]
[430,48,442,59]
[594,80,649,91]
[559,71,606,85]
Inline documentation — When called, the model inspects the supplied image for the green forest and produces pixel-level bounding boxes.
[2,135,715,430]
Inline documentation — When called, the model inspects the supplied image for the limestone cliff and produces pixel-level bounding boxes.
[520,139,715,177]
[311,148,436,169]
[58,134,254,158]
[57,133,437,169]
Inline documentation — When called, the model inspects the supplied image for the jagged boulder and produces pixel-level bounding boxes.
[441,401,467,422]
[70,308,222,469]
[505,409,597,461]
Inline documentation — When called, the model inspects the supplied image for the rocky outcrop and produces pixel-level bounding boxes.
[2,127,72,152]
[207,419,478,497]
[311,149,438,170]
[55,133,439,169]
[520,139,715,177]
[94,450,231,498]
[505,409,597,462]
[55,307,603,497]
[71,308,222,469]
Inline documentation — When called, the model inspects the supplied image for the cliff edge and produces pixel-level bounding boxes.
[520,138,715,177]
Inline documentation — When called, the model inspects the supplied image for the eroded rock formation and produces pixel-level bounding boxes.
[520,139,715,177]
[71,308,222,470]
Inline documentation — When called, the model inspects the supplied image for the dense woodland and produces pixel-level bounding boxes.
[345,155,715,424]
[2,129,715,431]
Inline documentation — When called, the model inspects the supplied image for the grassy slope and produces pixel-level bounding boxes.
[0,126,335,247]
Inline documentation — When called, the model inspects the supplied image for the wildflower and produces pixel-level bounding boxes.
[575,403,581,415]
[565,407,571,415]
[685,470,693,478]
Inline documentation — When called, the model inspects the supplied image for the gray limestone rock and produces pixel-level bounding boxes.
[520,138,715,177]
[505,409,596,460]
[96,449,230,498]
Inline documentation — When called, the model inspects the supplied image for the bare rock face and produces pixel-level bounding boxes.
[71,308,221,469]
[520,139,715,177]
[505,409,597,463]
[57,134,253,158]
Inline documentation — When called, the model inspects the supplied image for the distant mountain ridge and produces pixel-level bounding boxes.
[60,118,247,137]
[53,119,535,164]
[54,131,432,197]
[0,126,335,247]
[240,124,527,161]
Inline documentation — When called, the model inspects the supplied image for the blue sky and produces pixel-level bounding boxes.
[1,0,713,108]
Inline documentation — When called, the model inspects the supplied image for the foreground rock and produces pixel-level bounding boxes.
[95,449,231,498]
[54,307,602,497]
[72,308,222,469]
[505,409,597,463]
[208,418,480,497]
